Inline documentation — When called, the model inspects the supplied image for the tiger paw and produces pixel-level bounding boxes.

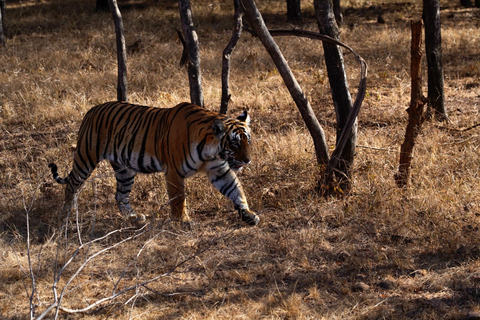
[127,211,146,223]
[238,209,260,226]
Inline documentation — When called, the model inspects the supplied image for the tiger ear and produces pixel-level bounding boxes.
[237,111,251,126]
[212,119,226,139]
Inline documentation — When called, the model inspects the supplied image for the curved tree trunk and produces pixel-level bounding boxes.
[314,0,356,193]
[179,0,204,107]
[240,0,330,165]
[108,0,128,102]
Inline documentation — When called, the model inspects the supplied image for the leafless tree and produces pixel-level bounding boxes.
[96,0,109,12]
[179,0,204,106]
[423,0,448,121]
[220,0,243,114]
[286,0,302,22]
[241,0,330,165]
[394,21,427,187]
[240,0,366,195]
[0,0,6,46]
[314,0,356,193]
[108,0,128,102]
[332,0,343,25]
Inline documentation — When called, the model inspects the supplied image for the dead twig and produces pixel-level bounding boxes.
[436,122,480,132]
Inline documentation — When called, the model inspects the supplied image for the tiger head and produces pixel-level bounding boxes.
[213,111,252,172]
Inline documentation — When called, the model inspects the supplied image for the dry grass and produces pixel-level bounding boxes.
[1,0,480,319]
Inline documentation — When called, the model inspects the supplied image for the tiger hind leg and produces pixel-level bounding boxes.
[49,162,92,225]
[165,172,191,222]
[110,162,144,221]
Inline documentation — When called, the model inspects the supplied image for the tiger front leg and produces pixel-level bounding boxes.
[165,172,191,222]
[207,166,260,226]
[111,162,145,221]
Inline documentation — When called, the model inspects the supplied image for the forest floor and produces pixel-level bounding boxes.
[1,0,480,319]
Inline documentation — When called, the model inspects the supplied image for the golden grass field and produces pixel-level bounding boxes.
[1,0,479,318]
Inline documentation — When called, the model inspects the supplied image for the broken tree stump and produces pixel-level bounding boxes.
[394,20,427,187]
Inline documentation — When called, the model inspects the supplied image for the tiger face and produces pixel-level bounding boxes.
[217,111,252,172]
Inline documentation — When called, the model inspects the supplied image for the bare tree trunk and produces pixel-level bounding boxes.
[394,21,427,187]
[220,0,243,114]
[240,0,330,165]
[314,0,355,193]
[179,0,204,107]
[286,0,302,22]
[423,0,447,121]
[108,0,128,102]
[96,0,109,12]
[332,0,343,25]
[0,0,6,46]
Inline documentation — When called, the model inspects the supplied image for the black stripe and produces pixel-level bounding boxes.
[183,146,196,172]
[211,168,231,183]
[196,137,207,162]
[220,179,236,196]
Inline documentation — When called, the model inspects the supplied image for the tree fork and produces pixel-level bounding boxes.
[394,20,427,187]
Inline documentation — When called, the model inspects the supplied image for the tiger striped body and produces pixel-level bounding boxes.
[49,102,259,226]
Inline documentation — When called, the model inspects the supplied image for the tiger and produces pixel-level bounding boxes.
[48,101,260,226]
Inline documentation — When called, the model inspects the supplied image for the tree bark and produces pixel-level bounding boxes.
[240,0,330,165]
[394,21,426,188]
[96,0,110,12]
[179,0,204,107]
[0,0,6,46]
[286,0,302,22]
[332,0,343,26]
[108,0,128,102]
[423,0,447,121]
[220,0,243,114]
[314,0,355,192]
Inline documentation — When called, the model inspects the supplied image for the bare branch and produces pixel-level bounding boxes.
[36,224,150,320]
[41,227,237,316]
[220,0,243,114]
